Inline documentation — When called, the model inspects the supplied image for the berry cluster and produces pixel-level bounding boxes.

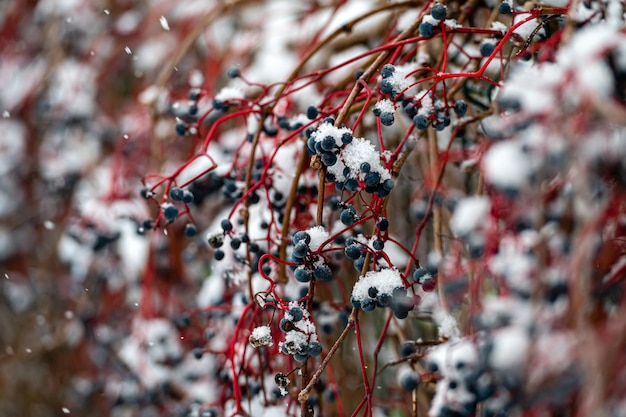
[291,227,333,283]
[350,269,417,319]
[278,305,322,363]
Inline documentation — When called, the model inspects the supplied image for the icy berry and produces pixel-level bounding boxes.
[430,3,448,20]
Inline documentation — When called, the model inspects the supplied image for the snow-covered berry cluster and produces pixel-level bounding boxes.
[350,268,416,319]
[278,304,322,363]
[291,227,333,282]
[308,122,395,196]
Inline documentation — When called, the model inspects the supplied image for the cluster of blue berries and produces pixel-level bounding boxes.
[291,231,333,283]
[419,3,448,37]
[408,98,467,132]
[350,269,416,319]
[279,306,322,362]
[306,119,353,168]
[174,89,201,136]
[379,64,406,100]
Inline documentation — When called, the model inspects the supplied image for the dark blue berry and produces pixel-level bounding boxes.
[380,112,395,126]
[381,64,395,79]
[294,231,311,245]
[169,187,184,201]
[340,206,356,225]
[361,298,376,311]
[430,3,448,20]
[321,135,336,151]
[365,172,381,188]
[377,292,392,307]
[163,205,179,222]
[288,307,303,322]
[309,342,322,357]
[214,249,225,260]
[185,223,197,237]
[350,296,361,309]
[307,106,319,120]
[230,238,242,249]
[313,265,333,282]
[499,1,511,14]
[227,67,240,78]
[175,122,187,136]
[345,179,359,191]
[295,267,312,282]
[193,348,204,359]
[382,178,395,192]
[341,132,353,144]
[380,79,393,95]
[360,162,371,173]
[400,342,416,357]
[400,371,420,391]
[307,136,317,154]
[413,114,429,130]
[293,241,309,258]
[480,42,495,57]
[323,117,335,125]
[368,287,379,298]
[404,102,417,117]
[182,190,194,204]
[372,239,384,251]
[372,107,382,117]
[454,100,468,116]
[345,244,361,260]
[419,22,434,37]
[321,152,338,167]
[220,218,233,232]
[189,103,198,115]
[378,218,389,231]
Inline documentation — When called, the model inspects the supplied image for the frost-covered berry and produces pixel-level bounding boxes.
[163,204,179,222]
[381,64,395,79]
[359,162,371,173]
[361,298,376,311]
[288,307,303,322]
[480,42,496,57]
[313,265,333,282]
[341,132,353,144]
[169,186,184,202]
[214,249,225,261]
[380,112,395,126]
[185,223,197,237]
[295,266,312,282]
[498,1,511,14]
[340,206,357,225]
[377,292,392,307]
[419,22,434,37]
[431,3,448,20]
[413,267,430,282]
[293,241,309,258]
[294,231,311,245]
[380,79,393,95]
[413,114,429,130]
[345,244,362,260]
[220,218,233,232]
[454,100,468,117]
